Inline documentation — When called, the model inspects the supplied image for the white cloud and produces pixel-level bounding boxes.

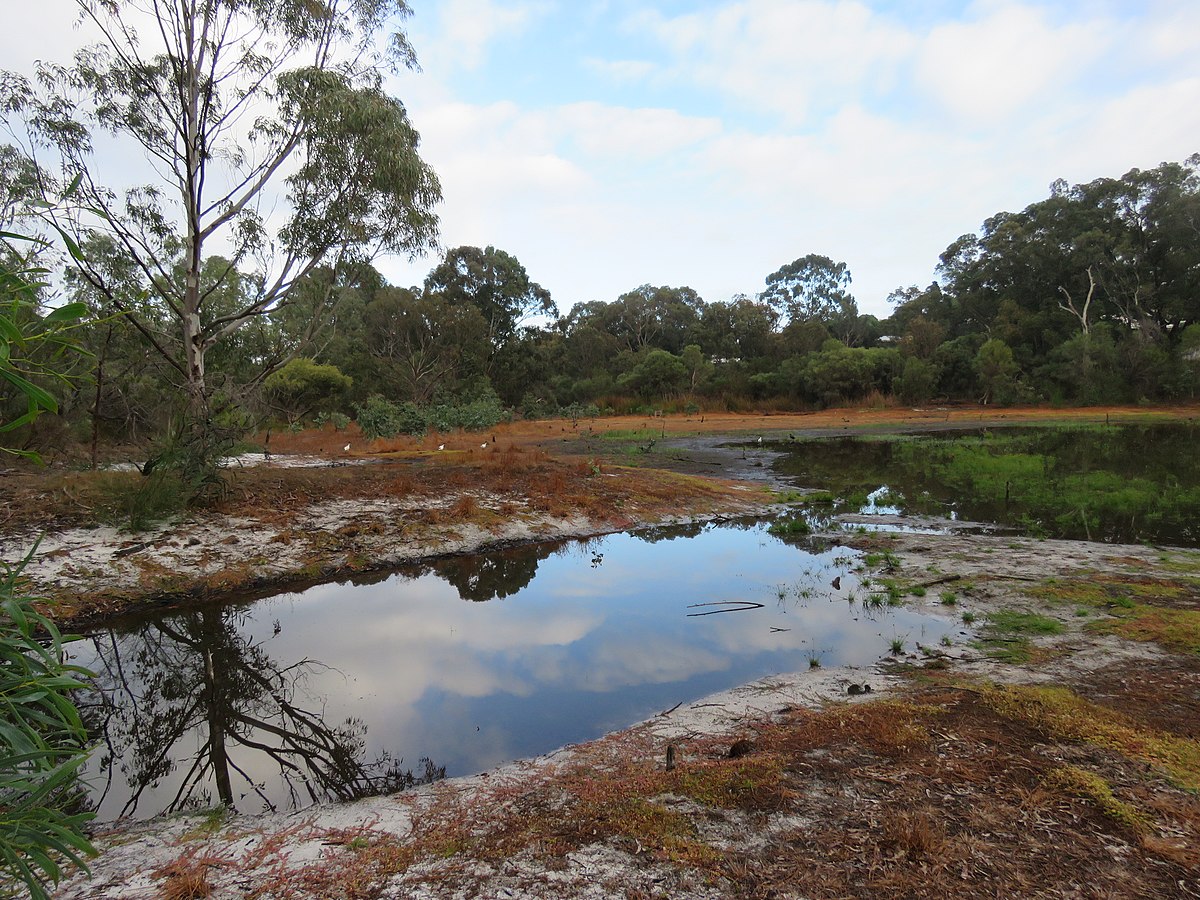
[419,0,547,73]
[557,103,723,160]
[914,3,1111,124]
[1134,3,1200,64]
[582,57,657,84]
[628,0,916,125]
[1062,76,1200,178]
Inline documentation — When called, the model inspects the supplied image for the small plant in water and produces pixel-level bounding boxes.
[940,634,953,647]
[807,653,821,669]
[889,636,906,655]
[864,549,901,571]
[768,516,811,536]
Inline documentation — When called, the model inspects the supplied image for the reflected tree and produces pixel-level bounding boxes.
[80,606,439,818]
[432,543,560,603]
[632,522,708,544]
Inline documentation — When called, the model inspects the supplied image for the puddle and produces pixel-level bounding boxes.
[71,520,957,821]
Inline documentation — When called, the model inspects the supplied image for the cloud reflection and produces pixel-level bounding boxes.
[79,522,959,818]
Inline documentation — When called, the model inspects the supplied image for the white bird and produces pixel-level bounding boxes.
[343,443,351,452]
[438,444,445,451]
[480,442,488,449]
[757,436,763,444]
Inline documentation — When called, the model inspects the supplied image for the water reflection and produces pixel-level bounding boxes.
[770,424,1200,546]
[78,606,441,820]
[75,521,957,821]
[430,542,559,602]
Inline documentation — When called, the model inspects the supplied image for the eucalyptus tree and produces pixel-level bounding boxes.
[361,286,488,403]
[424,245,556,373]
[1,0,441,435]
[760,254,857,331]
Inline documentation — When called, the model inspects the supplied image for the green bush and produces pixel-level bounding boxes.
[0,553,96,898]
[2,216,96,897]
[355,396,425,438]
[262,357,351,425]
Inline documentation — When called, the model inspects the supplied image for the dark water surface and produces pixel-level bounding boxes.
[771,423,1200,546]
[74,520,956,821]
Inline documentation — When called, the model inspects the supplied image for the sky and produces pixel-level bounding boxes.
[4,0,1199,317]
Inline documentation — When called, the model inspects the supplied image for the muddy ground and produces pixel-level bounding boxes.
[6,406,1199,898]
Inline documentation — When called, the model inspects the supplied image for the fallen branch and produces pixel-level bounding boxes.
[686,600,766,617]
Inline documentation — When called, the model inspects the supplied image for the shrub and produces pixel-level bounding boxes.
[355,396,425,438]
[262,357,351,425]
[0,553,96,898]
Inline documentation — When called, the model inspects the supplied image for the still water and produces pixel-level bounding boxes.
[74,519,956,821]
[771,423,1200,546]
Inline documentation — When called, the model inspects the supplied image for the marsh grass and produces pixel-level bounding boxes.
[773,423,1200,546]
[1033,572,1200,654]
[767,516,811,537]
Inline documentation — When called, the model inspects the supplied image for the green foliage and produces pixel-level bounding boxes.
[424,245,556,357]
[4,0,441,433]
[424,383,509,432]
[263,357,352,425]
[618,349,689,399]
[896,356,939,404]
[0,223,95,896]
[315,410,351,431]
[0,554,96,899]
[767,516,812,536]
[355,395,425,439]
[355,388,511,439]
[0,234,88,458]
[974,338,1019,404]
[761,254,856,329]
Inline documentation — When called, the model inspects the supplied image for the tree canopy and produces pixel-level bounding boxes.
[1,0,441,421]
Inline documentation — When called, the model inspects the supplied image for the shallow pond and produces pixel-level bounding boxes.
[73,520,957,821]
[771,423,1200,546]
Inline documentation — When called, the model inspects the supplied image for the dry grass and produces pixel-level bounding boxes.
[166,680,1200,898]
[153,851,219,900]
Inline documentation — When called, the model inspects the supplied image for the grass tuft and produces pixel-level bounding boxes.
[1043,766,1151,837]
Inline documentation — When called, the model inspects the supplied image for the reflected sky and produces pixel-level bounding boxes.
[74,520,957,820]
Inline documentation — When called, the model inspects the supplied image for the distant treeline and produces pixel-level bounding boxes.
[8,155,1200,446]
